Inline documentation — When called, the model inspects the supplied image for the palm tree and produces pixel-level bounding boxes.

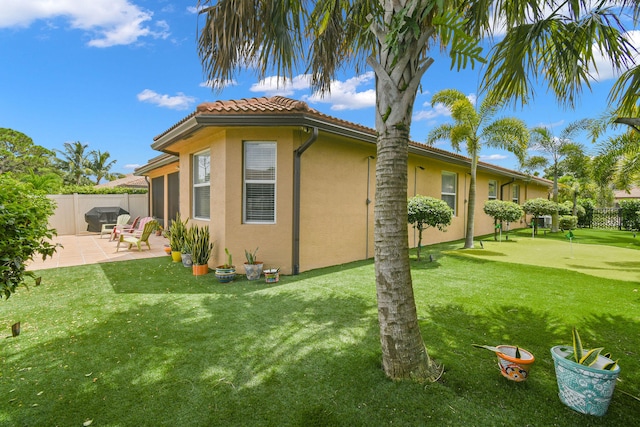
[89,150,118,185]
[529,121,589,232]
[426,89,529,249]
[196,0,636,382]
[56,142,92,186]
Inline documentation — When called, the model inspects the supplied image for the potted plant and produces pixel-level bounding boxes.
[264,267,280,284]
[191,225,213,276]
[243,247,263,280]
[168,212,188,263]
[215,248,236,283]
[473,344,535,382]
[551,327,620,416]
[181,226,195,268]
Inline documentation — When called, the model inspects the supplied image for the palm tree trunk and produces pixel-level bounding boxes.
[464,157,478,248]
[374,126,437,380]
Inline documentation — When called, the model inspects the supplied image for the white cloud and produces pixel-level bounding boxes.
[124,163,140,170]
[250,74,313,96]
[480,153,508,161]
[200,79,238,90]
[137,89,195,110]
[589,30,640,82]
[414,92,477,121]
[305,72,376,110]
[248,72,376,110]
[0,0,170,47]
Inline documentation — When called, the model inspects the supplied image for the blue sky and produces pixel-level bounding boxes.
[1,1,637,175]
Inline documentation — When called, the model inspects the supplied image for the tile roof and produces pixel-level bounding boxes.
[154,96,373,142]
[151,95,550,185]
[95,174,148,189]
[614,187,640,199]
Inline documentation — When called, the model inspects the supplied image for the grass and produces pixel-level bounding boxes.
[1,229,639,426]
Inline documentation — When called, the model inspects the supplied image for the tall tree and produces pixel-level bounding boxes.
[426,89,529,249]
[56,141,92,186]
[529,121,589,232]
[0,128,56,175]
[89,150,118,185]
[196,0,635,382]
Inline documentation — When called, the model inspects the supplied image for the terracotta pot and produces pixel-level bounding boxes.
[192,264,209,276]
[163,246,172,255]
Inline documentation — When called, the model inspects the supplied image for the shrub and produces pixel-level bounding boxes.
[523,198,558,236]
[408,195,453,260]
[483,200,524,240]
[620,199,640,231]
[559,215,578,231]
[0,175,58,298]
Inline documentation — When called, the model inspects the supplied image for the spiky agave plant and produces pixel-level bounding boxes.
[570,327,618,370]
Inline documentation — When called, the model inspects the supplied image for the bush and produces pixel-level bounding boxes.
[577,198,595,228]
[559,215,578,231]
[523,198,558,236]
[620,199,640,231]
[0,175,58,298]
[408,195,453,260]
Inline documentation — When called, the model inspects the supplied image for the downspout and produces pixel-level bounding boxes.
[366,156,375,258]
[292,127,319,275]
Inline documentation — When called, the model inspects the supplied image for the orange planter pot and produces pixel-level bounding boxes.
[192,264,209,276]
[495,345,535,382]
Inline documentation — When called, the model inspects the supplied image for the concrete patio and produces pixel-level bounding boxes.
[28,232,171,270]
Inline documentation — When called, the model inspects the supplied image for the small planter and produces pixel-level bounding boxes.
[192,264,209,276]
[264,269,280,283]
[244,262,263,281]
[181,253,193,268]
[171,251,182,263]
[551,345,620,416]
[215,266,236,283]
[495,345,535,382]
[163,245,172,256]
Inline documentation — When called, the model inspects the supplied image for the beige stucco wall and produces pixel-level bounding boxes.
[147,126,550,274]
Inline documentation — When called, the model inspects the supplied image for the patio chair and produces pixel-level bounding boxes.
[100,214,130,239]
[110,216,140,241]
[116,220,158,252]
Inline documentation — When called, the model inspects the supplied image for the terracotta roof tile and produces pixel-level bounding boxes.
[151,95,549,185]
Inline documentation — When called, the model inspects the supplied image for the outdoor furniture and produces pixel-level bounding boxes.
[100,214,130,239]
[84,207,129,233]
[113,217,154,241]
[116,220,158,252]
[110,216,140,241]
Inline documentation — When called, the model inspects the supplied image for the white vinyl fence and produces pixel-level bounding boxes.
[47,193,149,235]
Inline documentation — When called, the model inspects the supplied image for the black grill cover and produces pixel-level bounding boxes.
[84,207,129,232]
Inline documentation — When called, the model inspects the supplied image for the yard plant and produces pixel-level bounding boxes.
[1,228,638,425]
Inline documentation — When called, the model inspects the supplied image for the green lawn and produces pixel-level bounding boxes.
[1,229,638,426]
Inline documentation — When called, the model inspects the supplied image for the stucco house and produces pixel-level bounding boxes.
[135,96,550,274]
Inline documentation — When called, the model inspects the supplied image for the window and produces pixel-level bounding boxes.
[193,151,210,219]
[244,142,276,223]
[488,180,497,200]
[441,171,457,214]
[512,184,520,204]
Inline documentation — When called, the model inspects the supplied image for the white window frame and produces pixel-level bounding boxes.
[192,150,210,220]
[512,184,520,204]
[243,141,276,224]
[488,180,498,200]
[441,171,457,215]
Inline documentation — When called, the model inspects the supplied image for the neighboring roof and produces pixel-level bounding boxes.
[148,96,551,186]
[614,187,640,199]
[95,174,148,188]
